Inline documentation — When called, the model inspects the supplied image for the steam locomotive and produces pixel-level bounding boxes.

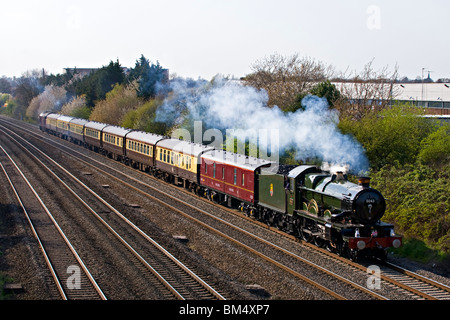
[255,165,401,260]
[39,111,401,261]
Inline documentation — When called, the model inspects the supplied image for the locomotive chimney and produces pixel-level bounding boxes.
[336,171,345,181]
[358,177,371,188]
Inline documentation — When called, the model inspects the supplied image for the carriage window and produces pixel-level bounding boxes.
[205,163,207,174]
[213,163,216,178]
[242,173,245,186]
[234,168,237,185]
[222,167,225,180]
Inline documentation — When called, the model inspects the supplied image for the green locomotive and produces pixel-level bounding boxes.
[253,165,401,260]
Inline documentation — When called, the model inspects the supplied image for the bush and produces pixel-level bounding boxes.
[371,162,450,254]
[418,123,450,167]
[339,104,434,170]
[121,98,168,135]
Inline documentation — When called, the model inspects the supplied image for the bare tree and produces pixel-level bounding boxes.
[25,85,67,119]
[333,59,399,119]
[243,53,334,108]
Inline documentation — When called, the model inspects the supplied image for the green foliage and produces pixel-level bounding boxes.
[71,106,92,119]
[0,97,16,116]
[371,162,449,253]
[287,80,341,112]
[339,104,435,170]
[121,99,169,135]
[127,55,167,100]
[89,83,141,125]
[390,238,449,263]
[74,60,125,107]
[418,123,450,167]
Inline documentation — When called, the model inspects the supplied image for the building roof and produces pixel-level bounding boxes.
[395,83,450,102]
[332,82,450,102]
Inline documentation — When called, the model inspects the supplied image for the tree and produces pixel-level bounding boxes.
[26,85,68,119]
[121,98,168,135]
[74,60,125,107]
[333,59,399,120]
[61,95,89,118]
[89,83,142,125]
[127,55,168,100]
[287,80,342,112]
[243,53,333,109]
[0,77,12,94]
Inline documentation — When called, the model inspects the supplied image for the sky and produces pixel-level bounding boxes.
[1,0,449,81]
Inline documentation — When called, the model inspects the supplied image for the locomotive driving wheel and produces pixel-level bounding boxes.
[299,219,317,243]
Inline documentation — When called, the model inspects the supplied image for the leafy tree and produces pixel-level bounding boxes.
[89,83,141,125]
[121,98,168,135]
[310,80,342,107]
[42,69,75,88]
[74,60,125,107]
[287,80,342,112]
[0,77,13,94]
[61,95,90,119]
[127,55,168,100]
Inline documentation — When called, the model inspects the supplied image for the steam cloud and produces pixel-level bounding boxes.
[155,77,369,174]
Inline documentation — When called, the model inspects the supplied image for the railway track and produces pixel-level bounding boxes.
[2,117,450,300]
[0,145,105,300]
[271,221,450,300]
[0,119,383,300]
[0,123,225,300]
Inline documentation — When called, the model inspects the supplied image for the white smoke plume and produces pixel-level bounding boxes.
[155,77,369,174]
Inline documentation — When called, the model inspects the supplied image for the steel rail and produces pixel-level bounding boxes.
[1,125,224,300]
[0,160,67,300]
[0,144,107,300]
